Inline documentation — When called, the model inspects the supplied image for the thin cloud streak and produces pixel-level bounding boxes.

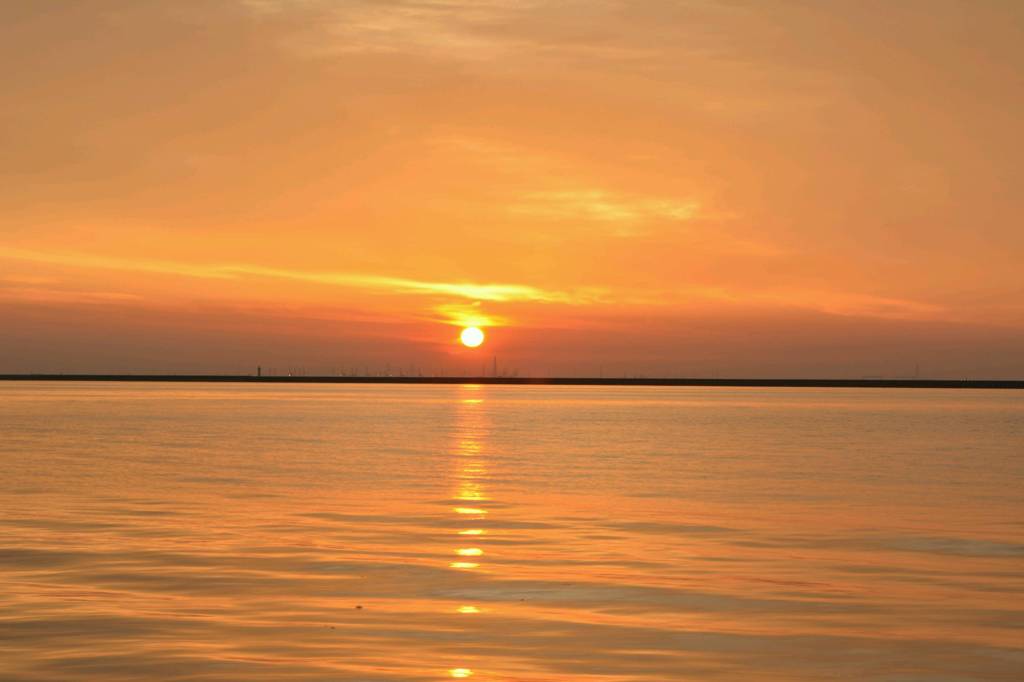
[432,302,507,329]
[0,246,948,324]
[241,0,545,62]
[0,287,142,305]
[0,247,596,305]
[511,189,700,233]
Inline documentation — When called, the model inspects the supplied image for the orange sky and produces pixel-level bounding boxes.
[2,1,1022,377]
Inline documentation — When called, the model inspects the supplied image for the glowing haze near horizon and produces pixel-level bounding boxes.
[2,1,1022,377]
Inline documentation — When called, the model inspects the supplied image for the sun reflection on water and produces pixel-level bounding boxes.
[449,561,480,570]
[446,384,492,675]
[454,507,487,516]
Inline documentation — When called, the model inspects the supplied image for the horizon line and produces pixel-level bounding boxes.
[1,374,1022,389]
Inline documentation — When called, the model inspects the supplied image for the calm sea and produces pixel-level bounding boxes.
[0,382,1022,681]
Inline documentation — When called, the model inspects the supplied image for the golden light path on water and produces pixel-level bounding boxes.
[448,385,489,678]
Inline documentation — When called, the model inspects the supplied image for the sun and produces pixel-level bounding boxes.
[459,327,485,348]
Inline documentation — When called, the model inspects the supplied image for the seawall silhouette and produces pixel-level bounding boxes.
[1,375,1022,389]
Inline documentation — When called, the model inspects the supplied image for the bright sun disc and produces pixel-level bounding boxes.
[460,327,485,348]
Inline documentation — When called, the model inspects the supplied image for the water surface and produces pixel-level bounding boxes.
[1,383,1022,680]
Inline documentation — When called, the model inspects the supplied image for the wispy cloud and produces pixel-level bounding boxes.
[0,246,943,324]
[0,247,593,306]
[0,274,60,286]
[592,284,945,322]
[665,287,946,321]
[241,0,535,62]
[792,291,945,321]
[237,0,735,81]
[431,136,711,238]
[432,301,506,328]
[0,287,142,305]
[511,189,700,235]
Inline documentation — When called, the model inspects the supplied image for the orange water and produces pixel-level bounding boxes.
[1,383,1022,680]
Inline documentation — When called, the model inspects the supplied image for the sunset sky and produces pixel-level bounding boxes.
[2,1,1022,377]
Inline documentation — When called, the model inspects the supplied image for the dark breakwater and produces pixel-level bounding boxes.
[2,374,1023,388]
